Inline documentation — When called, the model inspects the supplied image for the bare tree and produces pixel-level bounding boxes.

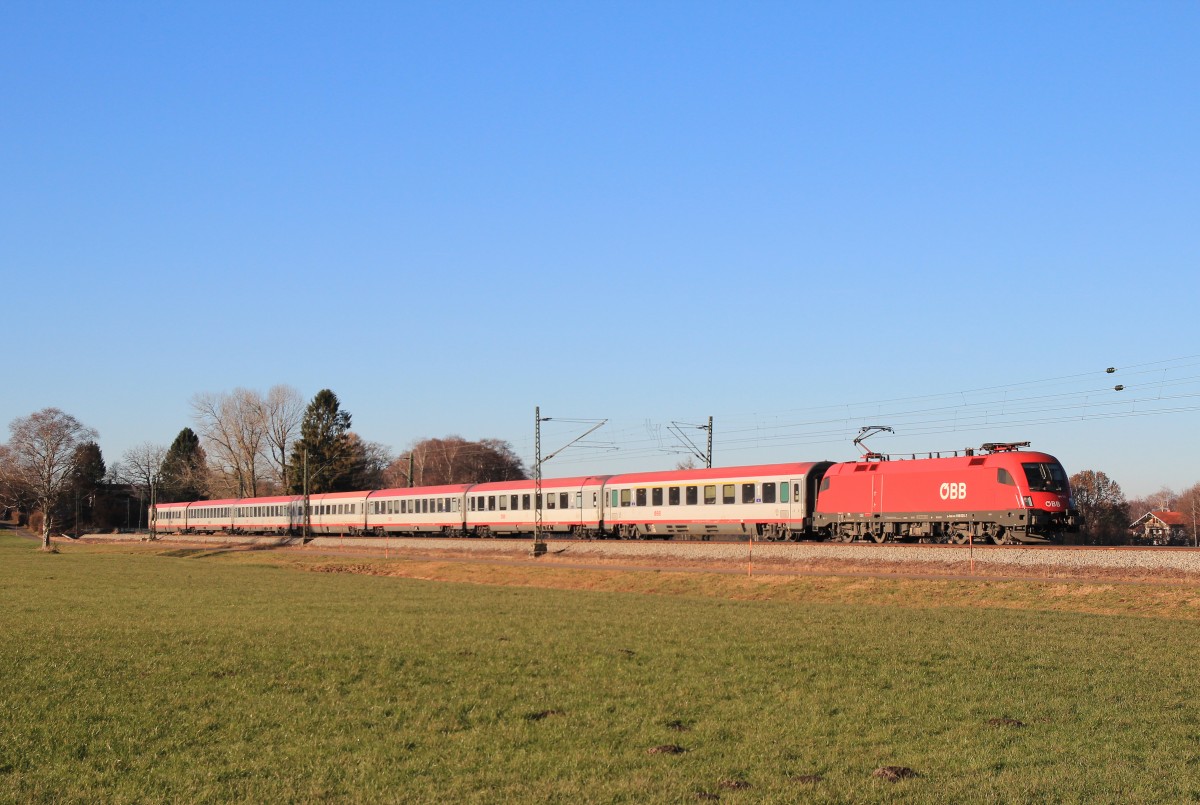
[1145,485,1178,512]
[262,384,304,491]
[1070,469,1129,545]
[0,408,98,550]
[1178,483,1200,548]
[343,433,393,491]
[398,436,527,486]
[191,389,268,498]
[118,441,167,529]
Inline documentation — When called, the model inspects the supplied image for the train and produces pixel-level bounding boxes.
[150,441,1080,544]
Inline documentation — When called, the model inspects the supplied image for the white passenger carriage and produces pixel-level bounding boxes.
[231,495,302,535]
[151,501,191,533]
[603,462,831,540]
[364,485,470,536]
[304,490,371,535]
[184,498,237,534]
[464,475,610,538]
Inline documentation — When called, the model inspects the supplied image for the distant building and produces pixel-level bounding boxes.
[1129,511,1189,546]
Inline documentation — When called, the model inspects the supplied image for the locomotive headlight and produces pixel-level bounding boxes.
[1023,496,1034,507]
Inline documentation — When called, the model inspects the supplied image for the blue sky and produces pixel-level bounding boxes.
[3,1,1198,497]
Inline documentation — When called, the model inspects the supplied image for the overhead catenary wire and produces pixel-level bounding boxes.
[508,357,1200,471]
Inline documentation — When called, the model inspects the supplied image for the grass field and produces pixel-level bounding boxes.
[3,534,1200,802]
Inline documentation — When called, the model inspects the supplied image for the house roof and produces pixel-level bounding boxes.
[1130,510,1186,528]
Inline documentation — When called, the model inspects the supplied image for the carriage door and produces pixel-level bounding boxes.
[788,478,805,526]
[870,465,883,517]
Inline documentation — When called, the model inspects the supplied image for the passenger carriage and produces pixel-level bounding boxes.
[464,476,609,538]
[602,463,832,540]
[364,485,470,536]
[304,490,371,536]
[151,501,191,533]
[230,495,302,535]
[183,498,237,534]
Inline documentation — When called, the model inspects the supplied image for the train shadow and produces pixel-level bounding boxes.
[158,541,297,559]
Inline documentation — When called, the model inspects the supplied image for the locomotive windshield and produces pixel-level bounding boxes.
[1022,462,1068,493]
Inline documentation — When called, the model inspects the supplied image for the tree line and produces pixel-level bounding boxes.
[1071,469,1200,546]
[3,390,1197,549]
[0,386,526,549]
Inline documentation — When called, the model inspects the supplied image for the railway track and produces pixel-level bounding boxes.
[84,531,1200,579]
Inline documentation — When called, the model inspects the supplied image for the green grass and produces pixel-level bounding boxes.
[3,535,1200,802]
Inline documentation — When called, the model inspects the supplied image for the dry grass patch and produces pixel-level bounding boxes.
[281,554,1200,621]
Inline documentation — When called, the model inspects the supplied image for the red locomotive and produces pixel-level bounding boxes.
[812,442,1078,544]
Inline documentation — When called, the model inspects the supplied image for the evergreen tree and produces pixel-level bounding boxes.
[288,390,357,494]
[69,441,107,533]
[159,427,207,502]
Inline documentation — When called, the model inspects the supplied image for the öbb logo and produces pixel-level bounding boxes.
[939,482,967,501]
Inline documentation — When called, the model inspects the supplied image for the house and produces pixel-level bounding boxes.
[1129,511,1189,546]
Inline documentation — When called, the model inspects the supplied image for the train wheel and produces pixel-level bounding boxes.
[950,531,970,545]
[870,528,886,544]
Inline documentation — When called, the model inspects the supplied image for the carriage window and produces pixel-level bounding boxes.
[575,492,582,509]
[763,482,776,503]
[668,487,680,505]
[499,495,508,510]
[686,486,698,505]
[722,484,735,504]
[743,484,755,504]
[488,495,496,511]
[559,492,569,509]
[703,485,717,505]
[635,488,647,507]
[620,489,631,507]
[547,494,556,509]
[452,499,459,512]
[511,495,519,510]
[523,494,531,510]
[437,498,444,513]
[612,490,619,508]
[423,499,429,513]
[651,488,663,506]
[780,482,789,503]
